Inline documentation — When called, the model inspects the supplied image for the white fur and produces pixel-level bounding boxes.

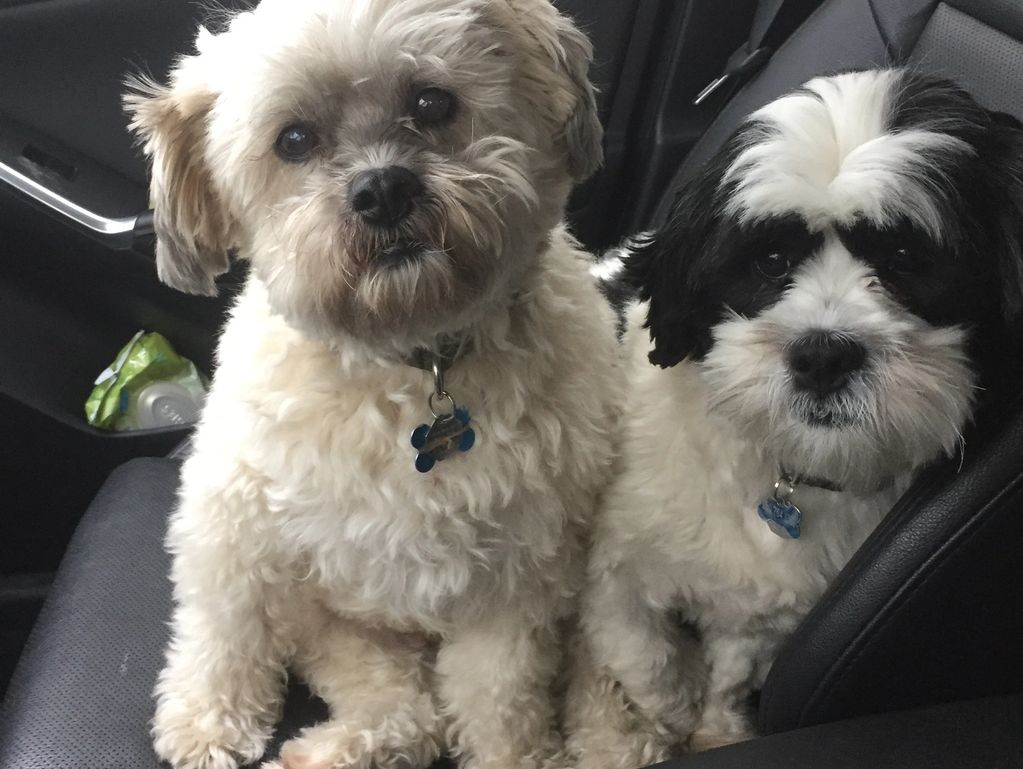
[569,301,919,764]
[725,70,973,238]
[132,2,619,768]
[156,230,619,769]
[703,240,974,493]
[567,70,981,768]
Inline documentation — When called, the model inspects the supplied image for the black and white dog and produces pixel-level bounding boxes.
[567,69,1023,766]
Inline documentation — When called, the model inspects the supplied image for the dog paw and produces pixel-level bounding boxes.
[686,727,753,753]
[569,728,673,769]
[654,697,702,745]
[686,704,753,753]
[152,694,269,769]
[276,717,441,769]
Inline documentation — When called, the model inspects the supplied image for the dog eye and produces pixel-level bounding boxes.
[414,88,456,125]
[887,246,918,274]
[755,251,790,281]
[275,123,318,162]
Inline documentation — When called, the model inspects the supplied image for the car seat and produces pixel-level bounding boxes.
[2,1,1022,767]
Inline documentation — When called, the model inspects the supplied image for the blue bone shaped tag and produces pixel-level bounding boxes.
[757,495,803,539]
[410,407,475,473]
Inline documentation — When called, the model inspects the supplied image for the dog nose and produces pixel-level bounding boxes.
[349,166,423,228]
[787,331,866,394]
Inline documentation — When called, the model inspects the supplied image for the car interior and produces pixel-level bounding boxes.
[1,0,1021,767]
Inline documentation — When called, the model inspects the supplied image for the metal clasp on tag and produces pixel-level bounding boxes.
[773,474,797,502]
[410,354,475,473]
[757,473,803,539]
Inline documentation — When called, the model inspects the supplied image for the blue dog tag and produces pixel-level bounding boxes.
[411,407,475,473]
[757,493,803,539]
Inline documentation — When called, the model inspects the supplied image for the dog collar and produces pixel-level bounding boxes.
[781,469,842,493]
[756,469,895,539]
[405,340,476,473]
[402,338,467,375]
[756,471,841,540]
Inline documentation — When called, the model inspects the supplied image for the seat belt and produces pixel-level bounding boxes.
[693,0,823,108]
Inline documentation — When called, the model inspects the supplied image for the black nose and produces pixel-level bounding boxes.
[349,166,423,228]
[787,331,867,394]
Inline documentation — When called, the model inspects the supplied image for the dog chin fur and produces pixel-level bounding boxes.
[567,68,1023,767]
[125,2,618,769]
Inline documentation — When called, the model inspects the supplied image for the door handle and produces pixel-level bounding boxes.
[0,158,149,247]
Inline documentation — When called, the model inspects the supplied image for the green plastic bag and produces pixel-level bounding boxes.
[85,331,206,431]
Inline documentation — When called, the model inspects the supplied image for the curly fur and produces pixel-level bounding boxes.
[125,2,617,769]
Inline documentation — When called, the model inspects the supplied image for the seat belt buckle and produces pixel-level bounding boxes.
[693,46,773,106]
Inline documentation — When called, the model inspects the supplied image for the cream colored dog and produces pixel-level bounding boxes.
[125,2,618,769]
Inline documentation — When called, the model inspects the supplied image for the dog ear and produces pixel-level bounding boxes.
[624,191,718,368]
[548,13,603,181]
[624,132,750,368]
[124,67,233,297]
[497,0,603,182]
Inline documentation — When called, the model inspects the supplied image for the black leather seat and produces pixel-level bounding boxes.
[3,1,1023,767]
[0,459,333,769]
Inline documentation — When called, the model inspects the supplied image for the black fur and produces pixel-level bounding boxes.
[624,122,781,367]
[627,71,1023,380]
[886,72,1023,373]
[595,260,637,340]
